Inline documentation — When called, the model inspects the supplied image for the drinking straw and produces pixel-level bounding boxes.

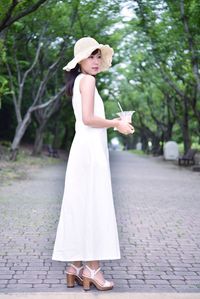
[117,101,123,112]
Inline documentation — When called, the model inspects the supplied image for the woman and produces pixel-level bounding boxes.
[52,37,134,291]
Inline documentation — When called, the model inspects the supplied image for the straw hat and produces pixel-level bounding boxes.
[63,37,114,72]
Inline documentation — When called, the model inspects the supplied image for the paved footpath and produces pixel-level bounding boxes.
[0,151,200,296]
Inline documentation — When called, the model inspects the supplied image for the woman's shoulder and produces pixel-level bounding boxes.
[79,73,95,84]
[74,73,94,86]
[73,73,96,95]
[80,74,96,90]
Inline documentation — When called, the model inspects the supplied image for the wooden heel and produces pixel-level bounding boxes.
[83,276,91,291]
[66,274,75,287]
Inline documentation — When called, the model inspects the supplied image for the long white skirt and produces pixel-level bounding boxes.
[52,128,121,261]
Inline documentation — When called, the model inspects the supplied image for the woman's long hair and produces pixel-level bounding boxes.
[65,64,80,97]
[65,49,100,97]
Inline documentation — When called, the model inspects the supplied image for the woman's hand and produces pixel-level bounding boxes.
[113,118,135,135]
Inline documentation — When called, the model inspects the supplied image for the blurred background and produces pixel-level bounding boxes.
[0,0,200,161]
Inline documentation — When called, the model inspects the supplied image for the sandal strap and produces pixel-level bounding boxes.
[66,263,84,276]
[85,265,101,279]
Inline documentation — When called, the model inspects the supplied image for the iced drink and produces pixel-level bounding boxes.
[114,111,135,131]
[116,111,135,123]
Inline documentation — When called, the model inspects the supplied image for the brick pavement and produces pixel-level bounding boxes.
[0,151,200,293]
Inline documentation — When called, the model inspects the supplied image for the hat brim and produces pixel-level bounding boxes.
[63,44,114,72]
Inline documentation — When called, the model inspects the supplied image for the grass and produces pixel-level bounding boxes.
[16,148,61,166]
[129,142,200,157]
[172,142,200,154]
[0,145,63,186]
[128,149,147,156]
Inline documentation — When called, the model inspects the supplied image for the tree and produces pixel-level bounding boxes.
[3,0,81,159]
[112,0,200,153]
[0,0,48,33]
[1,0,123,158]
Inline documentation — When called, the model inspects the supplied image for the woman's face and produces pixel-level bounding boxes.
[79,49,101,75]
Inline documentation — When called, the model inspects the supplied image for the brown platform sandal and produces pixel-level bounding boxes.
[65,263,84,287]
[82,265,114,291]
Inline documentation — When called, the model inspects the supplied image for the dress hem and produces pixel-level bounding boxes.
[52,255,121,262]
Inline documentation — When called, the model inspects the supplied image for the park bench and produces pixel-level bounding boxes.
[178,149,197,166]
[193,165,200,172]
[47,145,59,158]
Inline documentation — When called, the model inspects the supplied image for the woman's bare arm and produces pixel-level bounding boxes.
[80,74,134,135]
[80,74,117,128]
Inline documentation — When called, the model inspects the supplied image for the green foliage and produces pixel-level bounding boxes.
[0,76,8,108]
[106,0,200,153]
[0,39,8,108]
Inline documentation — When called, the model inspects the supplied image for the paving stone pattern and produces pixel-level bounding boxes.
[0,151,200,293]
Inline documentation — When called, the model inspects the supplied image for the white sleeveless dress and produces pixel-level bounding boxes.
[52,73,121,261]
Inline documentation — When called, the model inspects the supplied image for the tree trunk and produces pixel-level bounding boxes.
[140,131,149,152]
[52,121,60,149]
[182,96,191,153]
[10,87,65,160]
[164,122,173,141]
[10,110,32,160]
[60,124,74,151]
[32,97,63,155]
[182,122,191,154]
[32,121,47,156]
[182,123,191,154]
[151,135,161,156]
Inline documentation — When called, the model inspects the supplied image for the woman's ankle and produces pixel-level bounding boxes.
[85,260,100,269]
[71,261,82,267]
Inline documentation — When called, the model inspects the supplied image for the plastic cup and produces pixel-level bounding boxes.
[116,111,135,123]
[114,111,135,131]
